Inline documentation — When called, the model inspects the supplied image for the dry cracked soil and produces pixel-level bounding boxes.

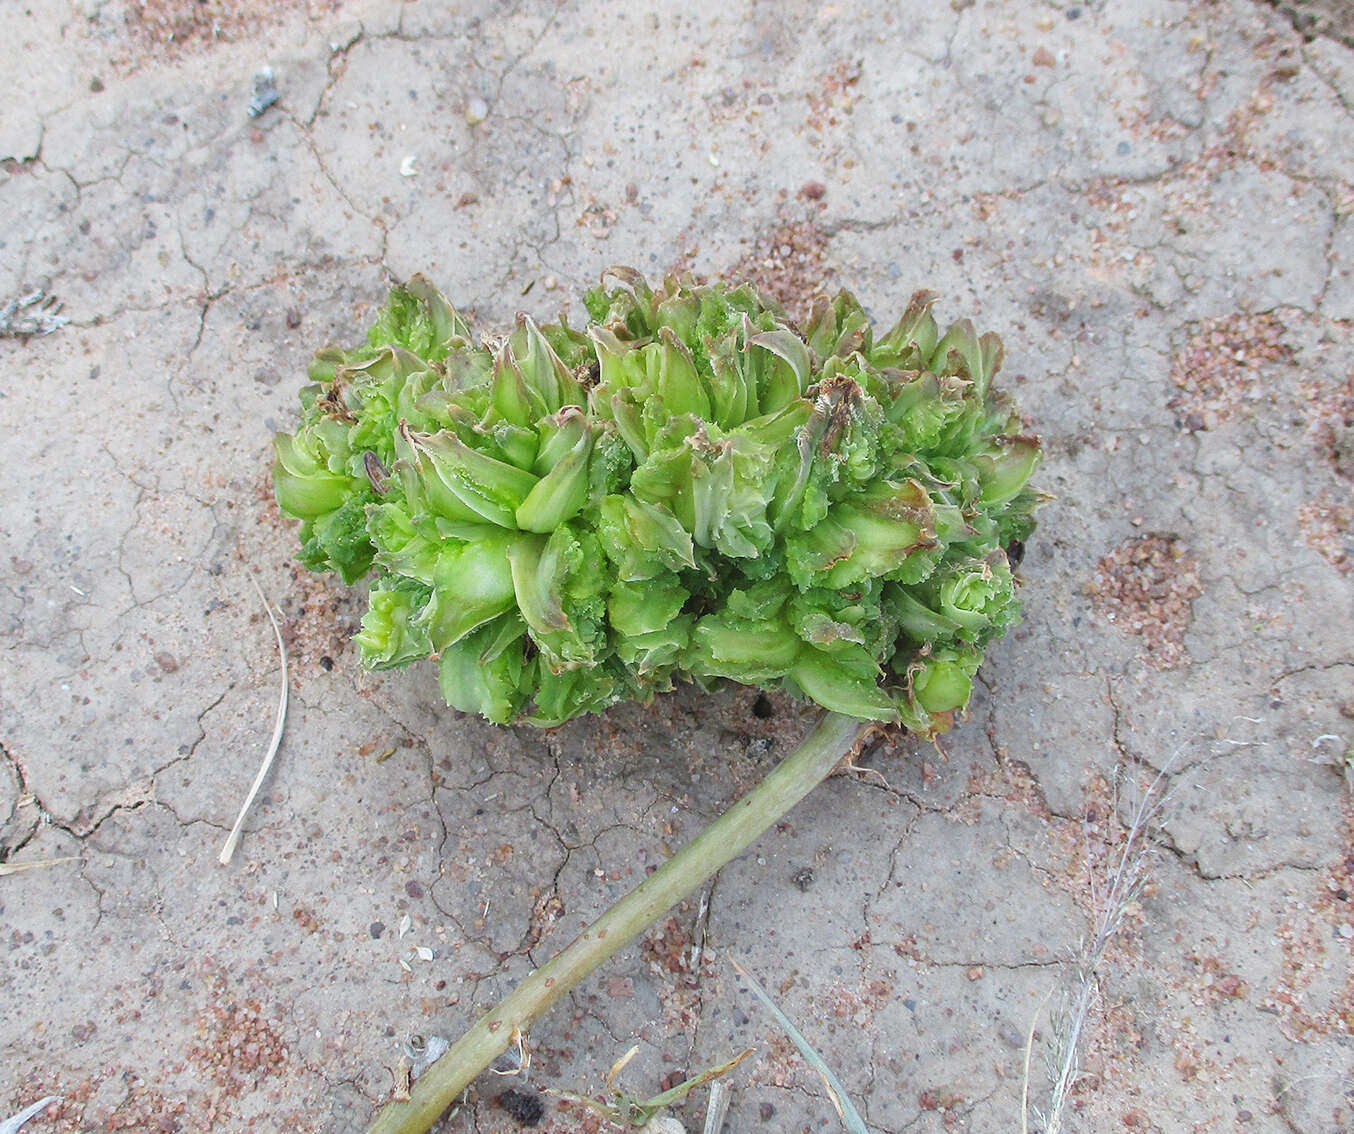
[2,1,1353,1132]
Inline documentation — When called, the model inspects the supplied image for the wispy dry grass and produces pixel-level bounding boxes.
[1026,761,1179,1134]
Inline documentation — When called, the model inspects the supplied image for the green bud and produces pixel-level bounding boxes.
[870,289,939,370]
[929,319,1004,401]
[654,327,709,420]
[367,277,469,360]
[790,646,897,722]
[746,325,812,413]
[511,313,586,412]
[399,424,540,529]
[588,324,636,391]
[975,435,1042,507]
[909,646,980,714]
[804,290,872,361]
[367,501,440,584]
[786,479,934,590]
[608,576,688,637]
[420,535,518,650]
[516,413,594,533]
[533,406,588,475]
[491,344,546,428]
[614,617,692,679]
[598,494,697,580]
[688,614,803,684]
[273,430,360,520]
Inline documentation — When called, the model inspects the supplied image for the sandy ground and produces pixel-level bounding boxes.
[2,1,1352,1131]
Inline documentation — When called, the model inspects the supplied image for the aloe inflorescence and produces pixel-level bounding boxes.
[273,269,1039,734]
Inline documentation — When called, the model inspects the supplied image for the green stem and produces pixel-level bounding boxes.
[365,711,868,1134]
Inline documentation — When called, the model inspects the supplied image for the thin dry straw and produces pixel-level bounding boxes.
[702,1080,731,1134]
[219,576,288,866]
[730,956,868,1134]
[0,1096,60,1134]
[0,857,77,876]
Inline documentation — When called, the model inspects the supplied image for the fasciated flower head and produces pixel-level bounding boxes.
[273,269,1041,735]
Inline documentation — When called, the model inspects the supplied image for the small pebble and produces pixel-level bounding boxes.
[465,97,488,124]
[154,651,179,673]
[1340,924,1353,939]
[759,1102,776,1121]
[369,922,385,940]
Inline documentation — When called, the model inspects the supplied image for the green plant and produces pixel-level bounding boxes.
[274,270,1038,734]
[270,270,1040,1133]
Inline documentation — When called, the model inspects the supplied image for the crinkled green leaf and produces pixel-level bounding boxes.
[438,617,530,724]
[355,578,433,668]
[297,494,374,583]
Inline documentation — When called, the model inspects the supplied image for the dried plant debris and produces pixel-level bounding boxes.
[218,577,288,865]
[1168,311,1293,431]
[1089,535,1203,669]
[731,958,868,1134]
[248,66,278,119]
[0,291,68,338]
[0,857,77,877]
[0,1096,59,1134]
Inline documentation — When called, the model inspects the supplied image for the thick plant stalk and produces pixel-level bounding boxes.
[365,711,868,1134]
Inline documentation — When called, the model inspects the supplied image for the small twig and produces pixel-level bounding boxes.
[219,577,288,865]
